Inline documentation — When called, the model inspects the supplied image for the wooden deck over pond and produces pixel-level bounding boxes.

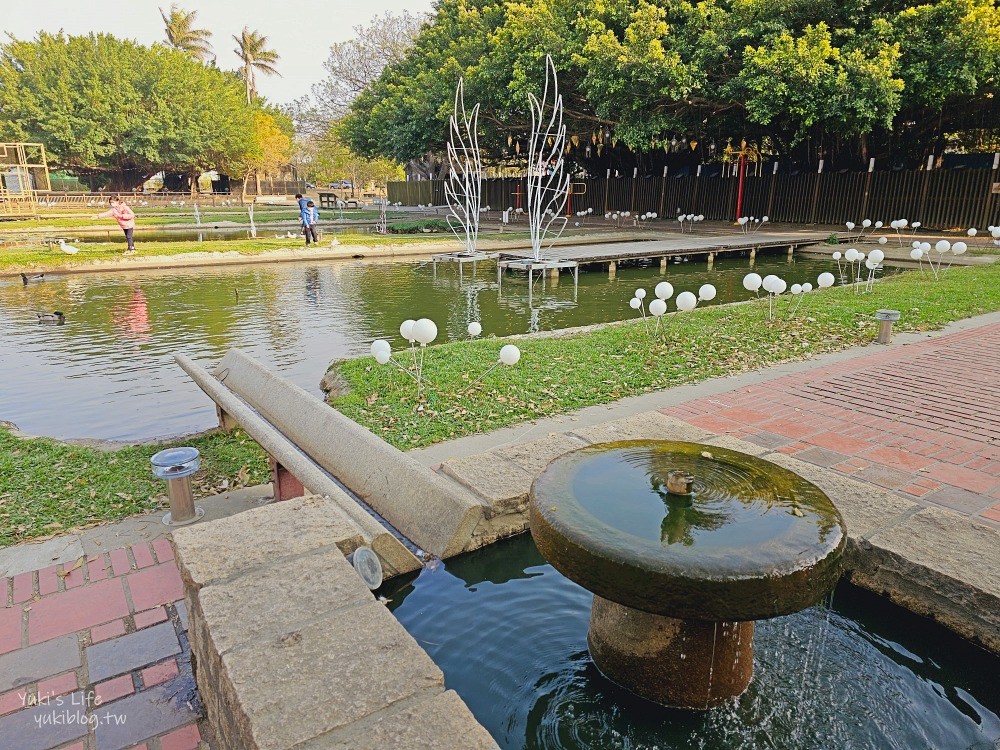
[498,229,829,266]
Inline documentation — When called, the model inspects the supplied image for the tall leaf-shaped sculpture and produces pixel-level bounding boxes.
[444,78,483,256]
[526,56,569,262]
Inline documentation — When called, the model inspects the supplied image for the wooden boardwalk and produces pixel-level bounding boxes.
[499,229,828,266]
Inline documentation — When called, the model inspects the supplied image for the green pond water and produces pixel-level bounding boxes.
[1,251,847,440]
[384,533,1000,750]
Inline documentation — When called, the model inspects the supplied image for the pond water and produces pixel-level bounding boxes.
[384,533,1000,750]
[0,252,843,440]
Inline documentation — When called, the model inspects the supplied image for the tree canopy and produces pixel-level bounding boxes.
[160,4,214,62]
[342,0,1000,173]
[0,32,288,191]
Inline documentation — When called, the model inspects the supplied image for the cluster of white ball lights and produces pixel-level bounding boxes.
[736,216,768,234]
[968,225,1000,247]
[639,211,659,222]
[573,208,595,226]
[909,239,967,279]
[630,282,715,335]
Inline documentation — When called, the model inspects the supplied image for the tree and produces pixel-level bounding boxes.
[0,32,253,191]
[293,11,427,136]
[238,110,294,199]
[160,4,213,62]
[297,127,402,195]
[342,0,1000,172]
[233,27,280,105]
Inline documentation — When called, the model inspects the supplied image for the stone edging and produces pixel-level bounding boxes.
[170,495,498,750]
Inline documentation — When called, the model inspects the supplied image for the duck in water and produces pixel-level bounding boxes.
[37,311,65,325]
[20,273,45,285]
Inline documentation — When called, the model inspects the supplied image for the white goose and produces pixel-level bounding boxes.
[56,239,80,255]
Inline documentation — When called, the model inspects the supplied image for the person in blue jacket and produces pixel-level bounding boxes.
[302,200,319,246]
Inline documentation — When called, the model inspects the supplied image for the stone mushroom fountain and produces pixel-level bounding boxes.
[529,440,845,710]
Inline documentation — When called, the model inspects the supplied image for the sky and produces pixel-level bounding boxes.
[0,0,433,105]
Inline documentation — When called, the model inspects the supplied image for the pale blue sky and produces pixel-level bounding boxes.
[0,0,433,104]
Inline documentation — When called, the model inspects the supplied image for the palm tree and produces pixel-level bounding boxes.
[159,4,213,62]
[233,27,280,104]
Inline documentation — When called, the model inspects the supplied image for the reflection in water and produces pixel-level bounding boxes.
[384,534,1000,750]
[1,254,842,440]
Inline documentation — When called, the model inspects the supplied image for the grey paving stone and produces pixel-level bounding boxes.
[923,486,996,514]
[0,690,89,750]
[741,430,795,450]
[86,621,180,683]
[853,464,913,490]
[174,600,188,631]
[0,537,84,578]
[93,680,199,750]
[0,635,81,692]
[793,446,850,469]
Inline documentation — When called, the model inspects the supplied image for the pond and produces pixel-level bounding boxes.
[384,533,1000,750]
[1,252,846,441]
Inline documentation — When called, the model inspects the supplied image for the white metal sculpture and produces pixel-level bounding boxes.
[526,56,570,262]
[444,78,483,256]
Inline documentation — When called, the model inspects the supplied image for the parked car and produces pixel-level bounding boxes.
[327,180,353,189]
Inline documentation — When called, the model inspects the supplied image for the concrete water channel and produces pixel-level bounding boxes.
[0,250,842,440]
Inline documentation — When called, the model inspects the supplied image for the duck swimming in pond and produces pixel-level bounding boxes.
[37,311,65,324]
[20,273,45,285]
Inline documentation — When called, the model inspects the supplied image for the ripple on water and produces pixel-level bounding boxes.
[384,534,1000,750]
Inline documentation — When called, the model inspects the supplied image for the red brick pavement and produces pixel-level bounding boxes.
[0,540,202,749]
[661,322,1000,525]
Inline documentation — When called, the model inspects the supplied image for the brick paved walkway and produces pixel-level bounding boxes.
[661,322,1000,525]
[1,539,203,750]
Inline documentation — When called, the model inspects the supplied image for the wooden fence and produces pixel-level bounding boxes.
[389,165,1000,230]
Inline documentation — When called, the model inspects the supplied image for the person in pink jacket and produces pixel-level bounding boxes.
[94,196,137,254]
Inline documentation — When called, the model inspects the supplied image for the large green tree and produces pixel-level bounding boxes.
[342,0,1000,171]
[0,32,255,190]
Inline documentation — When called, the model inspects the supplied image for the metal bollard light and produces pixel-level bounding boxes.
[150,447,206,526]
[875,309,901,344]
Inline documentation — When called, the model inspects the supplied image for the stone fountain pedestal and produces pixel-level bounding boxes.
[529,440,845,710]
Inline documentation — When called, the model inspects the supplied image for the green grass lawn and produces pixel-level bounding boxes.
[0,233,453,272]
[330,263,1000,449]
[0,427,269,548]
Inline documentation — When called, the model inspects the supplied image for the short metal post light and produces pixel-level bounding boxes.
[150,447,206,526]
[875,309,901,344]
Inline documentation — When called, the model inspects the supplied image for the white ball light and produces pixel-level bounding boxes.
[844,249,859,262]
[400,319,416,341]
[967,228,977,237]
[912,240,921,248]
[935,240,951,253]
[865,259,877,270]
[846,222,855,231]
[991,227,1000,239]
[878,236,888,245]
[649,299,667,316]
[817,272,835,288]
[698,284,717,301]
[857,252,865,261]
[499,344,521,366]
[374,348,391,365]
[869,249,885,263]
[635,288,647,299]
[738,217,748,225]
[468,321,482,337]
[629,297,642,310]
[412,318,438,345]
[910,248,923,260]
[899,219,908,228]
[920,242,932,252]
[761,215,768,222]
[676,291,698,311]
[833,251,842,260]
[371,340,391,358]
[801,283,813,292]
[952,241,967,255]
[791,283,802,295]
[655,281,674,300]
[772,278,787,294]
[762,274,781,292]
[912,222,921,229]
[862,219,872,228]
[743,273,763,292]
[875,221,883,228]
[890,220,899,229]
